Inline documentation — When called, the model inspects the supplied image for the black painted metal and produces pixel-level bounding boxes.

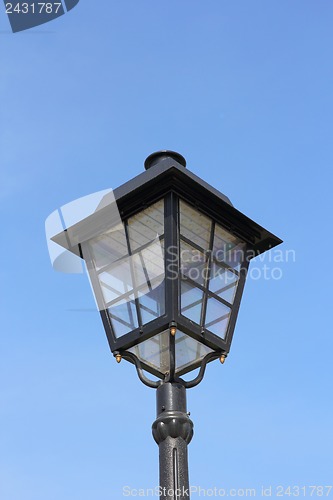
[120,351,160,388]
[165,192,180,322]
[152,383,193,499]
[180,351,222,389]
[53,152,282,379]
[119,347,223,389]
[145,150,187,170]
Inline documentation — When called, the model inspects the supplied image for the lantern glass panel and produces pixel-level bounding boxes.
[209,262,239,305]
[223,243,246,271]
[175,330,213,373]
[138,282,165,324]
[179,200,212,251]
[99,258,133,304]
[180,280,204,324]
[213,224,245,271]
[205,297,231,338]
[132,239,165,287]
[180,241,207,287]
[89,224,128,271]
[128,330,170,374]
[85,199,166,338]
[108,295,139,337]
[179,199,246,340]
[127,199,164,251]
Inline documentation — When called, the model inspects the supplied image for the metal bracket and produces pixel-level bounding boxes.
[118,350,223,389]
[179,351,222,388]
[120,351,161,388]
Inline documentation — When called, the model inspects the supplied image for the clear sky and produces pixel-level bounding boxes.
[1,1,332,499]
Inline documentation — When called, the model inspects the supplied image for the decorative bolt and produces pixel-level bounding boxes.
[169,322,177,336]
[115,354,122,363]
[220,354,227,364]
[170,326,177,336]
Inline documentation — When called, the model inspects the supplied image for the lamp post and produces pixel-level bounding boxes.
[51,151,282,499]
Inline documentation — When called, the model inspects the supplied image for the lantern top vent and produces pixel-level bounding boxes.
[144,150,187,170]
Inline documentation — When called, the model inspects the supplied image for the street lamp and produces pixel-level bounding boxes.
[51,151,282,499]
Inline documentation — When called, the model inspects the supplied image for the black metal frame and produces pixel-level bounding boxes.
[81,190,250,380]
[53,155,282,383]
[118,349,222,389]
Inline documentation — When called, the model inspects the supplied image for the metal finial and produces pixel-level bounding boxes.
[144,150,186,170]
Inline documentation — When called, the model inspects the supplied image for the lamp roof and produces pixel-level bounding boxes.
[52,153,282,257]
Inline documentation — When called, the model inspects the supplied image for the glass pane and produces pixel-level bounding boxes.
[181,280,203,325]
[128,199,164,251]
[175,331,213,373]
[223,243,246,271]
[108,295,138,337]
[209,262,239,304]
[132,238,165,323]
[180,200,212,251]
[99,258,133,304]
[89,223,128,270]
[180,241,207,286]
[132,239,165,288]
[128,331,170,374]
[205,297,231,339]
[138,281,165,324]
[213,224,245,270]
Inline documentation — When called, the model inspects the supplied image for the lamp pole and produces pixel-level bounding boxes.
[152,383,193,500]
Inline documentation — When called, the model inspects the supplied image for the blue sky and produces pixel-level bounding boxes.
[1,1,332,499]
